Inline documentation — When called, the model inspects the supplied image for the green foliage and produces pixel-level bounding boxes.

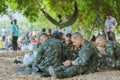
[6,0,42,21]
[0,0,8,14]
[41,2,78,28]
[0,0,120,38]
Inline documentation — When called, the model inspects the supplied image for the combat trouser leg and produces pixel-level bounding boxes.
[55,65,87,78]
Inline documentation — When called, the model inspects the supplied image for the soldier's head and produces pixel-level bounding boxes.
[71,32,83,48]
[58,32,64,40]
[96,35,106,48]
[40,33,48,43]
[65,33,72,45]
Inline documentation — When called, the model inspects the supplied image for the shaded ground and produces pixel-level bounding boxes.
[0,51,120,80]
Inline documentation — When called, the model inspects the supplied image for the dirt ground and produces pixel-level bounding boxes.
[0,51,120,80]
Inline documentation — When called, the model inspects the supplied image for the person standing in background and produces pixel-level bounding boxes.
[11,19,19,51]
[1,26,7,42]
[57,15,65,38]
[105,13,118,41]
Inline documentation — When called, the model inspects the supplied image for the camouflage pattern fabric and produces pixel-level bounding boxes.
[100,41,120,69]
[54,40,99,78]
[31,38,64,72]
[63,42,79,61]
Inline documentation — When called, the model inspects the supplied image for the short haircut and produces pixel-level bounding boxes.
[66,33,72,38]
[72,32,83,39]
[96,35,106,41]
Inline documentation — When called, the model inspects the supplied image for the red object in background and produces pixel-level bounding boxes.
[32,38,37,44]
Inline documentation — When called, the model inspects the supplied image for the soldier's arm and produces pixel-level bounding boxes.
[105,41,115,57]
[73,47,94,66]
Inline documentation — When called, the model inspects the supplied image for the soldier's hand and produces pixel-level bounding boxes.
[98,54,103,58]
[63,60,71,66]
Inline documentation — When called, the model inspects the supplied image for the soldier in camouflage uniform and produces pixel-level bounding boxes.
[48,32,99,78]
[96,35,120,69]
[20,33,64,74]
[63,33,79,61]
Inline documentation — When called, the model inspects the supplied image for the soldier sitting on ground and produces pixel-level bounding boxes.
[63,33,79,61]
[47,32,99,79]
[96,35,120,70]
[15,33,64,75]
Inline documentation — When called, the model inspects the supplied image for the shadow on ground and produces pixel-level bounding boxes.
[0,51,120,80]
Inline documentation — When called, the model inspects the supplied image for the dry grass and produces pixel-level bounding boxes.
[0,50,30,57]
[0,51,120,80]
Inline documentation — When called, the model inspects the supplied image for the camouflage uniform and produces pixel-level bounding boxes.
[100,41,120,69]
[63,42,79,61]
[54,40,99,78]
[31,38,64,72]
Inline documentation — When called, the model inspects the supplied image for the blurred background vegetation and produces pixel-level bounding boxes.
[0,0,120,38]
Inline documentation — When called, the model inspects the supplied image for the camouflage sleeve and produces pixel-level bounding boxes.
[74,46,93,66]
[105,41,115,57]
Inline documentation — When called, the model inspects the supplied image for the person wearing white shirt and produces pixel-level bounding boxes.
[105,13,117,41]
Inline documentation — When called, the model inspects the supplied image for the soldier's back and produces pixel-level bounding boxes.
[79,40,99,72]
[38,38,64,71]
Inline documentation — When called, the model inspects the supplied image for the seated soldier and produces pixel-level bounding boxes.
[96,35,120,69]
[47,32,99,79]
[15,33,64,75]
[63,33,79,60]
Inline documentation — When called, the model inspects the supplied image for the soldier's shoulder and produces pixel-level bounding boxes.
[106,40,114,45]
[84,40,99,52]
[48,38,63,45]
[105,40,118,50]
[45,38,58,42]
